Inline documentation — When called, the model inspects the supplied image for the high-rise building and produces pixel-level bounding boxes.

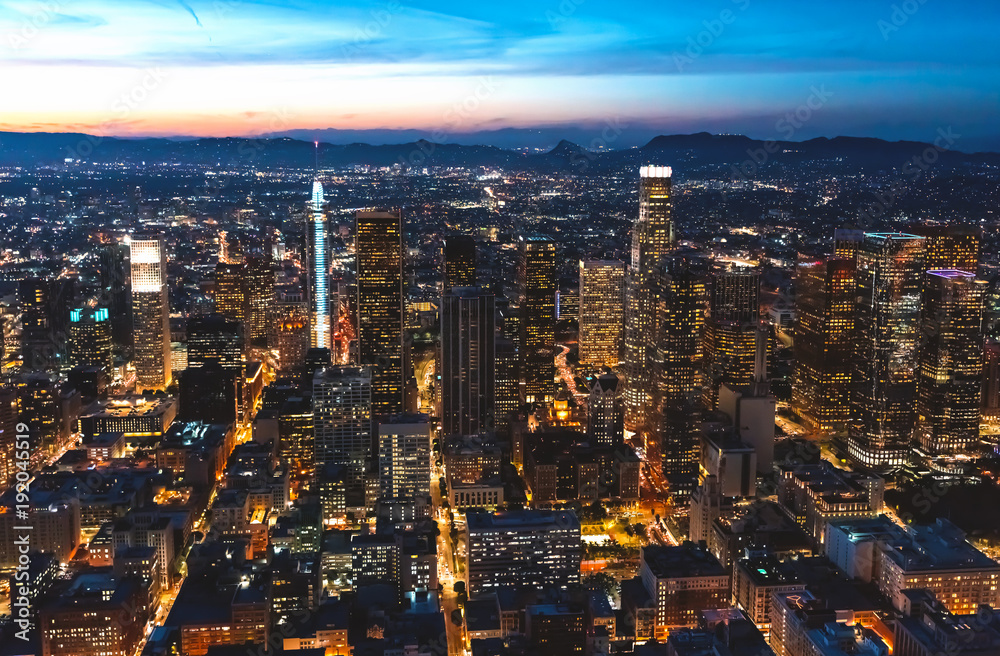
[68,307,113,371]
[377,413,432,500]
[702,267,759,408]
[465,510,581,595]
[245,253,274,342]
[848,232,925,469]
[578,260,626,368]
[623,166,674,433]
[356,210,404,418]
[792,256,856,431]
[833,228,864,260]
[656,255,709,409]
[440,287,495,436]
[313,366,372,484]
[911,224,982,273]
[914,270,985,454]
[100,241,132,348]
[19,277,75,371]
[494,336,519,435]
[636,544,730,637]
[984,338,1000,423]
[129,234,171,390]
[309,179,330,349]
[518,236,557,404]
[186,314,242,370]
[214,259,248,329]
[277,395,314,488]
[444,235,477,290]
[587,372,623,447]
[271,303,310,375]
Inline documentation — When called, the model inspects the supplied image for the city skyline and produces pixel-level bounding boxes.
[2,1,1000,148]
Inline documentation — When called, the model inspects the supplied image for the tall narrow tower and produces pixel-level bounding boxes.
[309,178,330,349]
[129,233,171,390]
[356,210,404,419]
[623,165,674,434]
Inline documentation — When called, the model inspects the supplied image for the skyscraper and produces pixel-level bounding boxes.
[518,236,556,404]
[623,165,674,434]
[578,259,625,368]
[180,314,242,424]
[214,259,248,330]
[444,235,477,290]
[355,210,404,418]
[914,270,985,454]
[792,256,855,431]
[270,303,310,375]
[440,287,495,436]
[129,234,171,391]
[0,387,17,488]
[587,372,623,447]
[309,179,330,349]
[99,242,132,348]
[848,232,925,469]
[313,366,372,484]
[19,277,74,371]
[68,307,113,371]
[245,253,274,343]
[702,267,759,408]
[911,224,982,273]
[377,413,432,500]
[186,314,243,370]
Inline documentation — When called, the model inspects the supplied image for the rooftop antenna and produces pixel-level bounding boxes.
[314,140,319,177]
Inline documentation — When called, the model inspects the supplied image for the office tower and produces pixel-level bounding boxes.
[792,256,855,431]
[130,233,171,390]
[271,303,310,375]
[636,544,730,637]
[277,395,314,488]
[848,233,925,469]
[623,165,674,433]
[587,372,623,447]
[100,241,132,348]
[702,267,759,408]
[518,236,557,404]
[377,413,432,500]
[0,387,16,488]
[465,510,581,594]
[356,210,404,418]
[309,179,331,349]
[578,259,626,368]
[444,235,477,289]
[911,224,982,272]
[985,338,1000,423]
[659,400,701,500]
[440,287,495,436]
[19,277,74,371]
[313,366,372,484]
[833,228,864,260]
[494,336,519,435]
[68,307,113,371]
[186,314,242,370]
[656,256,709,408]
[214,259,248,329]
[245,253,274,342]
[914,271,985,454]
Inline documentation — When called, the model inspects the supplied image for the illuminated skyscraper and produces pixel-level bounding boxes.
[68,307,113,372]
[377,413,432,500]
[848,232,925,469]
[444,235,477,290]
[623,165,674,434]
[702,266,759,408]
[313,366,372,484]
[578,260,626,368]
[0,387,16,488]
[129,234,171,390]
[214,259,247,328]
[99,242,132,348]
[792,256,856,431]
[914,270,985,454]
[518,236,557,404]
[19,277,74,371]
[356,210,404,418]
[911,225,982,273]
[309,179,330,349]
[271,303,310,375]
[587,372,623,447]
[440,287,495,436]
[833,228,864,260]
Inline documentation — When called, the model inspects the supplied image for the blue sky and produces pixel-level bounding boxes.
[1,0,998,147]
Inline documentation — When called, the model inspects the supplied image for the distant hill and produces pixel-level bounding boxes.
[1,130,997,173]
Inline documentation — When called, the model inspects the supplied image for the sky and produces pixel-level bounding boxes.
[1,0,999,149]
